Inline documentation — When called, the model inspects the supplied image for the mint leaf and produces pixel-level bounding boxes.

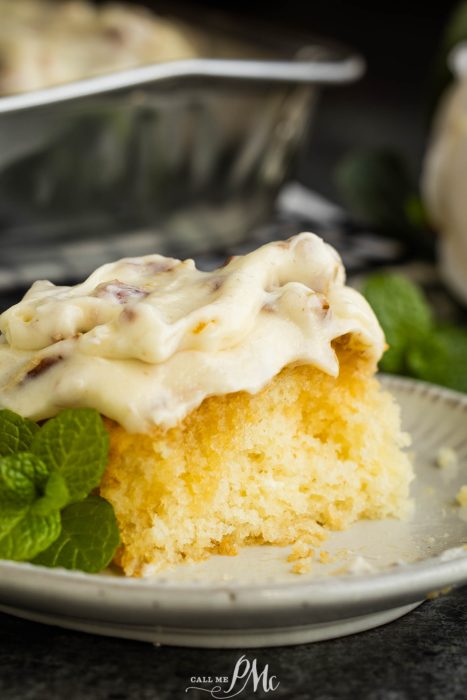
[407,326,467,393]
[0,410,39,456]
[34,496,120,573]
[362,274,433,373]
[31,409,109,503]
[336,150,415,232]
[0,511,61,562]
[0,453,48,522]
[335,150,435,259]
[0,453,61,561]
[31,472,70,516]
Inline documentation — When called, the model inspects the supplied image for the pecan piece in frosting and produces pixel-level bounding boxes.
[262,302,276,313]
[93,280,148,304]
[208,277,224,292]
[23,355,64,382]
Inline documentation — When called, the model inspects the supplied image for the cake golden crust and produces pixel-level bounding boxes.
[100,341,413,577]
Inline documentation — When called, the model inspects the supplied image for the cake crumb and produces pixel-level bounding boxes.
[288,541,314,574]
[427,585,452,600]
[319,550,331,564]
[290,560,312,575]
[456,485,467,507]
[436,446,458,470]
[216,537,239,556]
[300,530,327,546]
[287,542,314,562]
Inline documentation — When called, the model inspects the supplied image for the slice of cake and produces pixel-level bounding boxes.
[0,233,413,576]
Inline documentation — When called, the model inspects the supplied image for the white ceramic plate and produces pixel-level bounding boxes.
[1,375,467,648]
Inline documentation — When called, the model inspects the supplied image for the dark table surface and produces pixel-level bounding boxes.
[2,588,467,700]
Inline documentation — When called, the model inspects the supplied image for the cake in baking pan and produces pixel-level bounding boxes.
[0,0,199,95]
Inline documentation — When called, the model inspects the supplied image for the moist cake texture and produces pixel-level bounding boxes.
[0,233,413,576]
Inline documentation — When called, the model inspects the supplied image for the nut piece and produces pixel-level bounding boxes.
[23,355,64,382]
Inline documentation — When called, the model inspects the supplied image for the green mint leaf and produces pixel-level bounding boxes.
[33,496,120,573]
[336,150,415,233]
[0,453,48,523]
[0,409,39,456]
[407,326,467,393]
[404,194,430,232]
[0,453,61,561]
[31,408,109,503]
[335,150,435,259]
[362,274,433,373]
[0,511,61,562]
[31,472,70,516]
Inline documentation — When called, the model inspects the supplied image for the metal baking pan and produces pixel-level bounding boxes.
[0,6,364,277]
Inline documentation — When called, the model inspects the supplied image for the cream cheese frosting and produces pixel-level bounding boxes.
[0,233,385,432]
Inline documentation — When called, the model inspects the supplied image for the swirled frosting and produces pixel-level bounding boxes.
[0,233,385,432]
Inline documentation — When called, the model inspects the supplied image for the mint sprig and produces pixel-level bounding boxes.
[407,326,467,393]
[363,274,433,374]
[0,409,119,573]
[34,496,120,573]
[363,273,467,393]
[335,149,435,259]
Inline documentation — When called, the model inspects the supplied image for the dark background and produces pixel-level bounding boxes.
[122,0,459,198]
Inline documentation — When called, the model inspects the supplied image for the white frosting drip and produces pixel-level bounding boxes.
[0,233,385,432]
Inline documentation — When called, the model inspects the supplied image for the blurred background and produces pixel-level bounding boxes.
[116,0,457,194]
[1,0,467,389]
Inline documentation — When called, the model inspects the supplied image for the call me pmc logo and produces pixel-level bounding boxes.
[185,655,280,698]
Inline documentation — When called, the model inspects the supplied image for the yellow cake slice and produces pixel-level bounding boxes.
[0,233,413,576]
